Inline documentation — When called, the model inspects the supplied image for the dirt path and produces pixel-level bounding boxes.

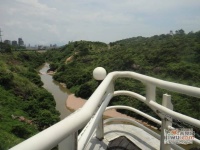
[66,94,158,130]
[66,94,133,118]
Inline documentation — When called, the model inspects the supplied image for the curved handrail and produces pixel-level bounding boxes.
[104,118,184,150]
[113,90,200,128]
[106,105,161,125]
[78,93,113,150]
[106,105,200,145]
[110,71,200,98]
[10,71,200,150]
[10,75,114,150]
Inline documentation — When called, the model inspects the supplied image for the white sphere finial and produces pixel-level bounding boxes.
[93,67,107,80]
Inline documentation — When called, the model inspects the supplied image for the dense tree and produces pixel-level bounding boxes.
[0,43,12,53]
[45,30,200,122]
[0,51,60,149]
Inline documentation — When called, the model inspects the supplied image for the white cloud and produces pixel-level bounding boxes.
[0,0,200,46]
[16,0,57,12]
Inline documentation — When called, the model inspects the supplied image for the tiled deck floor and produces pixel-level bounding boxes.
[85,124,160,150]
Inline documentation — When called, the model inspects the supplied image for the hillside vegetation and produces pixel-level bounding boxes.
[0,46,60,150]
[46,30,200,138]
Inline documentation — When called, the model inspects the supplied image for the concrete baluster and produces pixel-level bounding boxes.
[96,81,114,140]
[160,94,173,150]
[96,116,104,140]
[146,83,156,102]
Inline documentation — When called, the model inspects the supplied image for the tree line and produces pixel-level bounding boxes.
[45,30,200,141]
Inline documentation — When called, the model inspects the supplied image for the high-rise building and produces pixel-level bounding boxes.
[18,38,24,46]
[12,41,18,46]
[53,44,57,48]
[4,40,11,45]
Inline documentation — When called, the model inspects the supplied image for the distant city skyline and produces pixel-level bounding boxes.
[2,33,57,48]
[3,37,24,47]
[1,0,200,46]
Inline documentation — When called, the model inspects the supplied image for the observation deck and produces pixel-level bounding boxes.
[85,124,159,150]
[10,67,200,150]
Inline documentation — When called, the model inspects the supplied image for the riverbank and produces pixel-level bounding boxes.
[66,94,158,130]
[39,63,74,150]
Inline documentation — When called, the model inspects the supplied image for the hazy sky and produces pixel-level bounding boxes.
[0,0,200,46]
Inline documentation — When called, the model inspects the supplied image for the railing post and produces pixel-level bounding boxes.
[160,94,173,150]
[146,83,156,102]
[146,83,160,116]
[93,67,108,141]
[96,116,104,140]
[96,81,114,140]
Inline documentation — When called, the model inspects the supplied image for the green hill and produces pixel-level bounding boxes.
[2,29,200,149]
[45,30,200,123]
[0,46,60,149]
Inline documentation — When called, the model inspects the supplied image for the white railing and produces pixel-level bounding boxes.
[10,69,200,150]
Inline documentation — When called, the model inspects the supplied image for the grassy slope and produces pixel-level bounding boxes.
[45,31,200,121]
[0,51,60,150]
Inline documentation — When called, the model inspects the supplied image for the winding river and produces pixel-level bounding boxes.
[39,63,74,150]
[38,63,195,150]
